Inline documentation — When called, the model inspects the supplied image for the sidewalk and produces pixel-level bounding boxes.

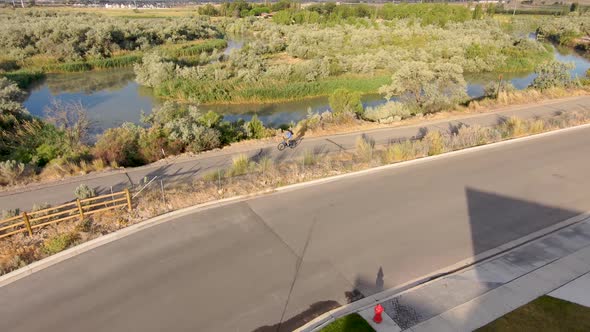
[1,96,590,211]
[350,214,590,332]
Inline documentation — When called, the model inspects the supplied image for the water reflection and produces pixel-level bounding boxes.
[24,69,158,131]
[24,44,590,133]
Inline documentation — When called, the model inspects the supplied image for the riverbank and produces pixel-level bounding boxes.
[0,39,228,90]
[4,88,590,193]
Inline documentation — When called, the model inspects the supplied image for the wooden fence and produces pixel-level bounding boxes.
[0,189,132,239]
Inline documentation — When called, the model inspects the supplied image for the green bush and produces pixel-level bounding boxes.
[74,184,96,200]
[189,127,222,153]
[93,124,144,167]
[379,61,467,114]
[364,102,412,123]
[139,127,182,163]
[244,115,268,139]
[134,53,176,88]
[329,88,363,117]
[42,232,78,255]
[531,61,575,90]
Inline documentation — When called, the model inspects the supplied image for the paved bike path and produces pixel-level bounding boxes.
[1,96,589,211]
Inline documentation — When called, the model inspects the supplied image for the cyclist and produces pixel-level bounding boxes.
[283,129,294,146]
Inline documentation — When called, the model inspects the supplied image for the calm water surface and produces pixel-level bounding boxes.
[24,44,590,133]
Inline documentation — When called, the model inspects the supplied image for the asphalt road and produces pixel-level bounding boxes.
[2,123,590,332]
[1,96,590,211]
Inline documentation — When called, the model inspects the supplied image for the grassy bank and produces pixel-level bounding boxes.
[3,108,590,276]
[158,74,391,104]
[476,295,590,332]
[321,314,375,332]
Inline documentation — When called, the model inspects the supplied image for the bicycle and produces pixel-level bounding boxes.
[277,137,303,151]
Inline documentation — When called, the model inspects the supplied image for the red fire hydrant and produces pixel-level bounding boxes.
[373,304,384,324]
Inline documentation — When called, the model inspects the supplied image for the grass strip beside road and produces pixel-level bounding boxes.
[476,295,590,332]
[321,313,375,332]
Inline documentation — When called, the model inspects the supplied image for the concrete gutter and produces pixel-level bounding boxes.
[2,122,590,290]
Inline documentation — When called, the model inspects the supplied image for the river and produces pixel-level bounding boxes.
[23,43,590,133]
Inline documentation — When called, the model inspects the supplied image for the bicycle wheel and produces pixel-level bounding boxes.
[277,142,287,151]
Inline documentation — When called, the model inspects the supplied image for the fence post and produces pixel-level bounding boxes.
[76,199,84,221]
[22,212,32,237]
[124,188,132,212]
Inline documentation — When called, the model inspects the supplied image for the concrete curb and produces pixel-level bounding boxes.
[1,95,587,197]
[294,213,590,332]
[2,122,590,290]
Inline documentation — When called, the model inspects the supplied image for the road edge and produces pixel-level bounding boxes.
[1,122,590,289]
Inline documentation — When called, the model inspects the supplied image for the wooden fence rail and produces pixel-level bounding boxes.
[0,189,132,240]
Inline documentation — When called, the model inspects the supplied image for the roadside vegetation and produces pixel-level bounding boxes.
[3,106,590,276]
[320,313,375,332]
[476,295,590,332]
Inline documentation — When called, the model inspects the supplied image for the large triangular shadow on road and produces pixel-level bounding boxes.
[465,187,580,256]
[382,187,582,329]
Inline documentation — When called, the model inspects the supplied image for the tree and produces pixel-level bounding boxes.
[379,61,467,114]
[329,88,364,117]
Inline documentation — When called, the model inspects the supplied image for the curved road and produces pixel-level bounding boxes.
[1,125,590,332]
[1,96,590,211]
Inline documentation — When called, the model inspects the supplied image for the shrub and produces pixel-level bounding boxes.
[257,156,274,175]
[189,127,222,153]
[139,127,182,163]
[302,149,317,166]
[364,102,412,123]
[529,120,545,134]
[228,154,251,177]
[134,53,176,88]
[0,160,26,185]
[42,232,78,255]
[530,61,575,90]
[501,117,526,137]
[355,135,375,163]
[74,184,96,199]
[93,124,144,167]
[244,115,267,139]
[379,61,467,114]
[329,88,364,117]
[382,140,416,163]
[452,125,489,149]
[425,131,444,156]
[1,208,20,219]
[483,81,516,99]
